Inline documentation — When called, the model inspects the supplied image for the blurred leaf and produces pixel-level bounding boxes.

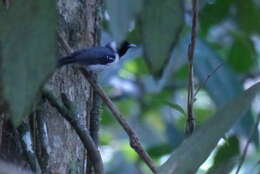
[165,102,186,116]
[101,107,115,125]
[174,64,189,80]
[147,143,172,159]
[100,132,113,145]
[123,57,149,75]
[227,33,256,73]
[0,0,56,126]
[207,136,239,174]
[143,89,172,113]
[107,152,139,174]
[121,142,138,161]
[106,0,143,42]
[126,23,142,44]
[236,0,260,35]
[140,0,184,77]
[158,82,260,174]
[194,108,214,125]
[200,0,234,34]
[194,39,258,145]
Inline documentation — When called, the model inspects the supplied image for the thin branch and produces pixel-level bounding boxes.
[235,113,260,174]
[42,88,104,174]
[186,0,198,135]
[194,63,224,97]
[80,69,157,174]
[57,32,157,174]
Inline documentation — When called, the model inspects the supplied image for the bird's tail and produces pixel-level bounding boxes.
[57,55,75,68]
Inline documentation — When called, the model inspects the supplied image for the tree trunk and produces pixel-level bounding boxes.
[0,0,101,173]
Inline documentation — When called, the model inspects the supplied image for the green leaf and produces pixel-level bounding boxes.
[158,82,260,174]
[194,39,258,145]
[106,0,143,42]
[165,102,186,116]
[140,0,184,77]
[207,136,239,174]
[235,0,260,35]
[147,143,172,159]
[200,0,234,34]
[0,0,56,126]
[227,32,256,73]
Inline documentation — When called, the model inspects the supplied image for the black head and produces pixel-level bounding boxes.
[118,41,136,58]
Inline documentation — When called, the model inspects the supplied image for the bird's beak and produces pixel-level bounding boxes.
[129,44,137,48]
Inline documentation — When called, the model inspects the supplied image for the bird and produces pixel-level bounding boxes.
[58,41,136,72]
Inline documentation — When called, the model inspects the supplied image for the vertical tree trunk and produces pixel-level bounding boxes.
[0,0,101,173]
[37,0,101,173]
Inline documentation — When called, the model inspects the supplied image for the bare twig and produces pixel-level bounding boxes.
[235,114,260,174]
[194,63,224,97]
[42,88,104,174]
[80,69,157,173]
[186,0,198,135]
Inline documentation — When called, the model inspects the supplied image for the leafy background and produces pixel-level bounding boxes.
[1,0,260,173]
[99,0,260,173]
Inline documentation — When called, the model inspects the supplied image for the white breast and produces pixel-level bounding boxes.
[88,53,119,72]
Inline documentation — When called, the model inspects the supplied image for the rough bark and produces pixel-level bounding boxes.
[36,0,101,173]
[0,0,101,173]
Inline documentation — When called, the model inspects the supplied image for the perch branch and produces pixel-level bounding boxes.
[42,88,104,174]
[57,32,157,174]
[80,69,157,174]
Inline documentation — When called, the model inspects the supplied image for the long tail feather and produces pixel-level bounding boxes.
[57,55,75,67]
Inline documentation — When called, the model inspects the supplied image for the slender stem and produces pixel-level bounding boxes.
[80,69,158,174]
[186,0,198,135]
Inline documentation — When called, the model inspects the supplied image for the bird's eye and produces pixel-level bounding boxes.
[106,56,114,62]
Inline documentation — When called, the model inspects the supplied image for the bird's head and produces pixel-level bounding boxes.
[118,41,136,58]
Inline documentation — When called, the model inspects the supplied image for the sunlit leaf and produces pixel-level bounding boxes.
[207,136,239,174]
[140,0,184,77]
[158,82,260,174]
[0,0,56,126]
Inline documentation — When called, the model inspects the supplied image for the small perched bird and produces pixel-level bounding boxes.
[58,41,136,72]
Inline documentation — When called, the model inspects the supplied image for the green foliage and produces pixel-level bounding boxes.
[147,143,172,159]
[0,0,56,126]
[158,82,260,174]
[123,57,149,75]
[140,0,184,77]
[207,136,239,174]
[193,39,258,145]
[105,0,143,42]
[200,0,234,34]
[165,102,186,116]
[228,32,256,73]
[235,0,260,35]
